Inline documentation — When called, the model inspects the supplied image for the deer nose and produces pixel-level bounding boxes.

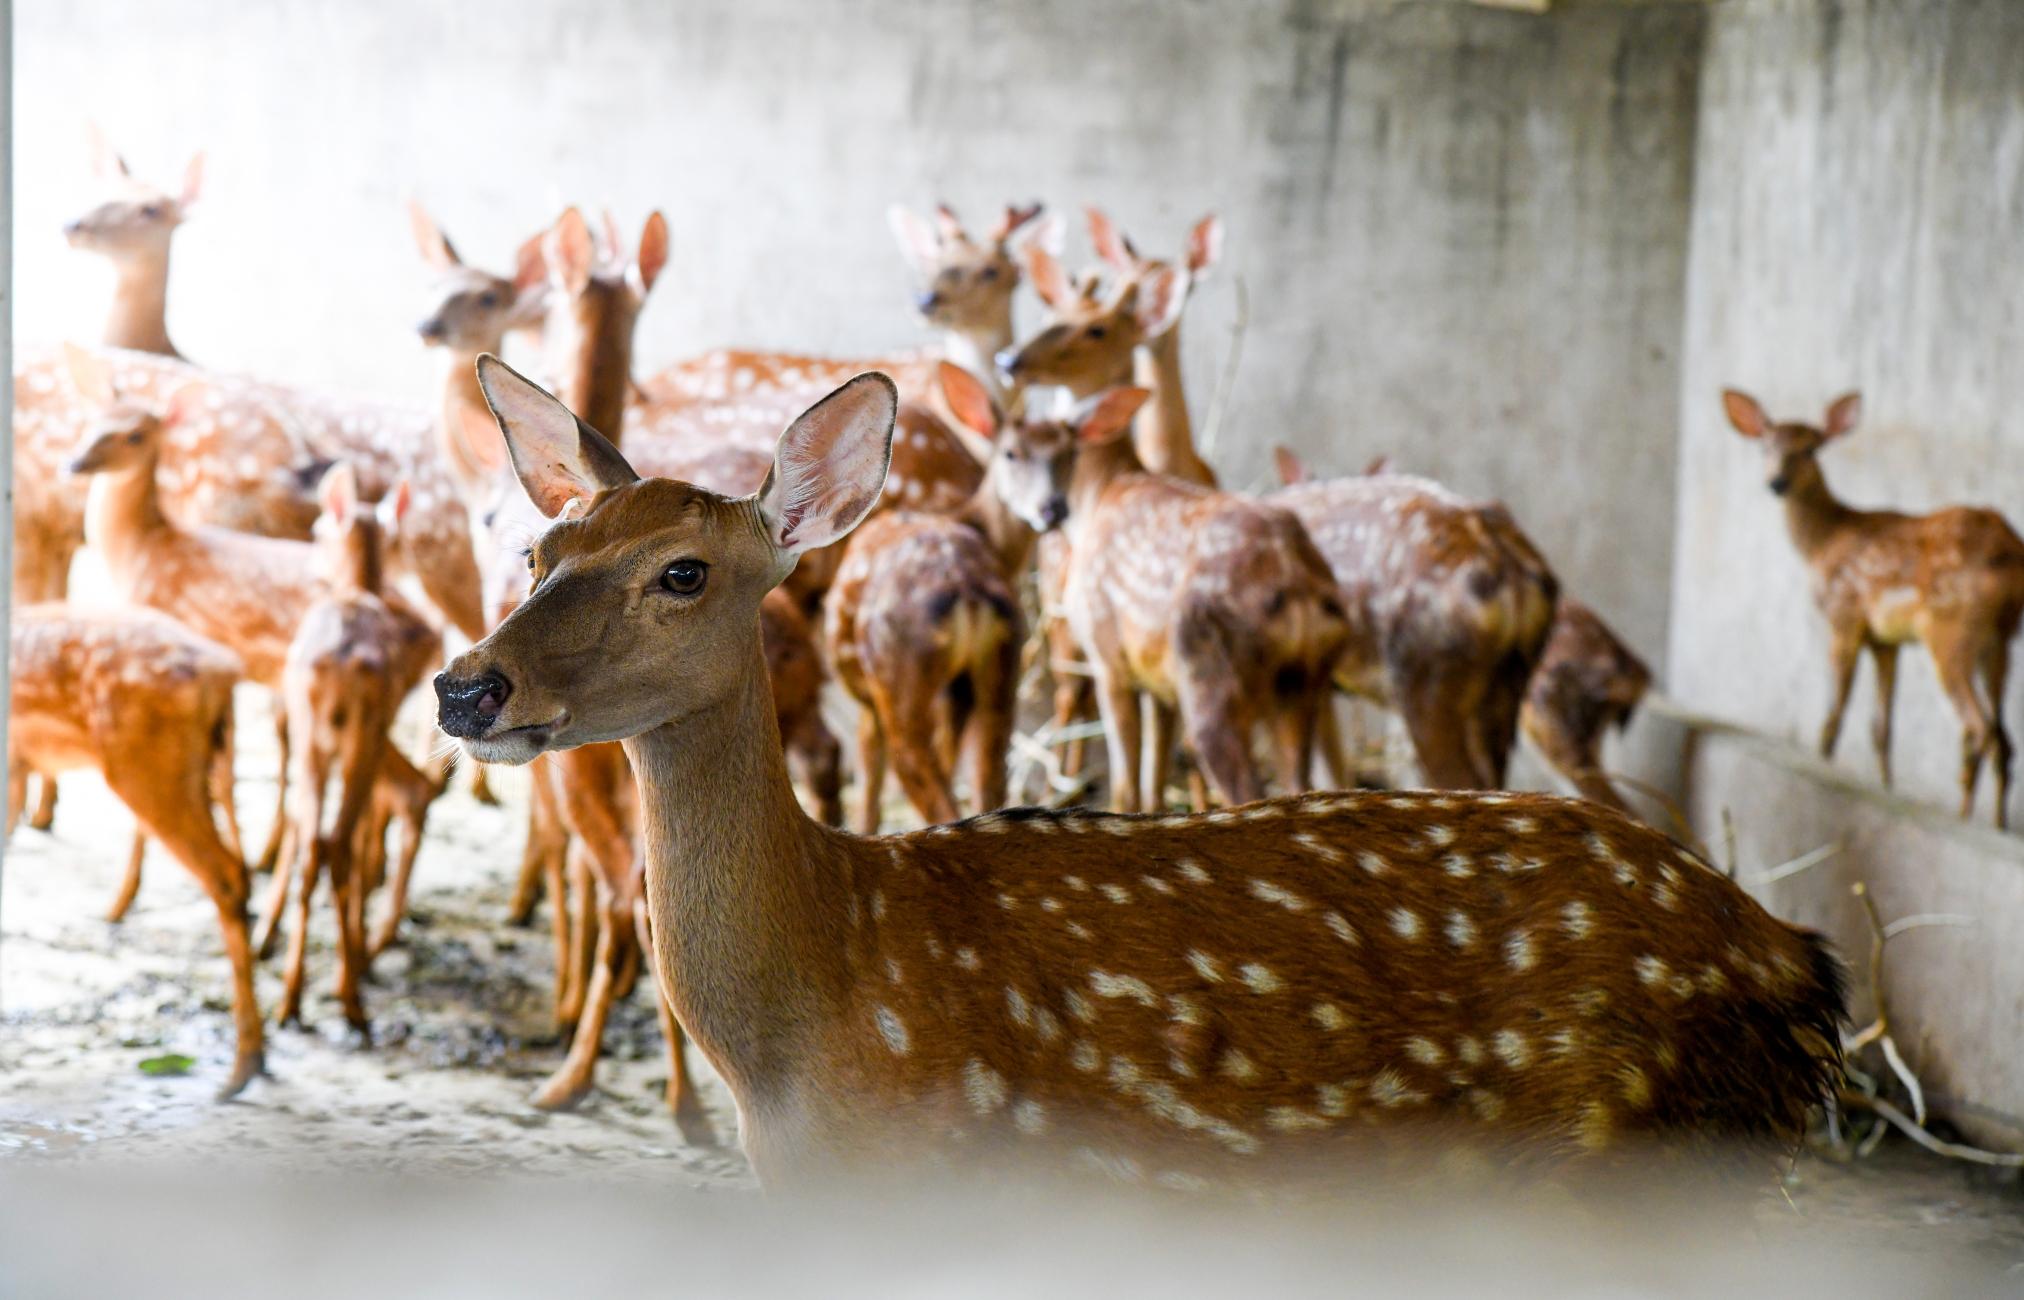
[62,219,84,238]
[435,670,510,738]
[915,291,941,314]
[995,348,1024,379]
[1040,495,1069,529]
[1768,474,1791,496]
[416,317,446,343]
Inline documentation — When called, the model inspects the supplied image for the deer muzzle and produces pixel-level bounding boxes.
[434,669,511,739]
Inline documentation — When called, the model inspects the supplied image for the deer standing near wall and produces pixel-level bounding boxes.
[1723,389,2024,827]
[436,360,1846,1190]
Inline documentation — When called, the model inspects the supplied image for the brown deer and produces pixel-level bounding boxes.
[1723,389,2024,826]
[272,465,408,1036]
[824,363,1077,831]
[63,127,204,358]
[1521,599,1652,813]
[436,360,1845,1189]
[8,605,262,1097]
[1057,389,1347,812]
[1269,447,1559,791]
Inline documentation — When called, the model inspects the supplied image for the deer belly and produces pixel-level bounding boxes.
[1865,586,1924,644]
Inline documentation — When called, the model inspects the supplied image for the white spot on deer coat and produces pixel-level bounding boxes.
[964,1058,1009,1113]
[875,1006,910,1054]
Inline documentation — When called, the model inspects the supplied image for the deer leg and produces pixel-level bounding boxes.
[1315,697,1353,792]
[1980,638,2014,830]
[28,770,57,832]
[532,883,625,1110]
[1177,675,1262,808]
[1272,688,1324,796]
[556,844,597,1037]
[639,898,719,1146]
[964,638,1020,817]
[255,709,291,873]
[106,830,146,923]
[1142,698,1178,812]
[1930,631,1994,821]
[467,764,499,806]
[1393,661,1484,790]
[251,825,297,960]
[1090,663,1144,814]
[510,759,566,927]
[853,709,888,835]
[787,710,846,827]
[1818,629,1863,761]
[276,776,322,1029]
[1869,643,1900,789]
[7,757,27,835]
[368,805,424,960]
[873,678,963,828]
[210,704,245,863]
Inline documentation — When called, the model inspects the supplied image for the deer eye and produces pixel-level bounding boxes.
[477,291,500,309]
[139,204,163,220]
[979,266,999,281]
[1085,325,1106,340]
[660,560,708,596]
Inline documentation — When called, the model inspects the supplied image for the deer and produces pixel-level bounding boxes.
[1269,447,1560,791]
[271,464,413,1036]
[1723,389,2024,827]
[1521,600,1652,814]
[436,358,1846,1190]
[1056,385,1349,812]
[823,363,1077,832]
[8,605,263,1098]
[62,127,204,358]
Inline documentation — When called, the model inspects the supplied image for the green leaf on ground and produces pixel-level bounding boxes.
[137,1053,196,1077]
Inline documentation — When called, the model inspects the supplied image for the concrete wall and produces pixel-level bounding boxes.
[14,0,1702,664]
[1669,0,2024,818]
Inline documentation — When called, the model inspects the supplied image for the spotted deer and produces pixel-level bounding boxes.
[824,363,1077,832]
[63,127,204,358]
[1723,389,2024,826]
[270,465,414,1035]
[1059,391,1347,812]
[8,605,262,1098]
[1521,599,1652,814]
[437,360,1845,1189]
[1269,448,1559,791]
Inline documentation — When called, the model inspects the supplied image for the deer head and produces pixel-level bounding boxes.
[1722,388,1862,497]
[934,361,1081,533]
[997,252,1186,394]
[888,202,1046,336]
[409,201,549,349]
[435,357,895,761]
[310,461,389,593]
[61,344,199,474]
[62,126,202,261]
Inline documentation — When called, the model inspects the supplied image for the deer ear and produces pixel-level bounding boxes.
[633,211,669,297]
[63,343,115,408]
[178,153,205,212]
[407,199,460,270]
[162,381,206,428]
[991,202,1043,245]
[546,208,596,298]
[1186,214,1224,278]
[1086,207,1137,271]
[887,205,940,274]
[1362,453,1392,477]
[1824,392,1862,439]
[510,229,548,296]
[318,461,360,525]
[936,361,998,442]
[757,373,897,559]
[86,123,129,179]
[1272,445,1309,486]
[1024,245,1071,310]
[932,203,966,243]
[390,478,413,526]
[477,354,638,519]
[1721,389,1771,439]
[1071,387,1151,445]
[1130,265,1188,339]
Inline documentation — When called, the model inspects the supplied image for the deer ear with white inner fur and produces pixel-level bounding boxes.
[757,373,897,559]
[1824,392,1862,439]
[1070,387,1152,445]
[936,361,999,443]
[476,354,638,520]
[1130,265,1188,340]
[1721,389,1771,439]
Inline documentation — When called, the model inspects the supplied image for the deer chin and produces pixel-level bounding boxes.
[458,713,569,766]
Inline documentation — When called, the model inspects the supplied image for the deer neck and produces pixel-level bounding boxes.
[103,252,178,358]
[437,341,504,494]
[953,476,1037,576]
[940,316,1013,403]
[84,453,171,583]
[333,524,383,596]
[625,640,852,1108]
[1779,462,1860,564]
[1068,434,1149,534]
[1133,326,1214,487]
[553,290,637,446]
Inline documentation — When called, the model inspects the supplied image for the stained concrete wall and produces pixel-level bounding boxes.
[14,0,1702,665]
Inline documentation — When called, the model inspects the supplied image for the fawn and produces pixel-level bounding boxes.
[8,605,262,1097]
[272,465,412,1035]
[1058,391,1348,812]
[437,359,1845,1188]
[1724,389,2024,826]
[824,362,1077,831]
[1269,447,1560,790]
[1521,599,1652,814]
[62,127,204,358]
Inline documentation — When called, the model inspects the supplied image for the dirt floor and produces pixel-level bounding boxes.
[2,690,2022,1286]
